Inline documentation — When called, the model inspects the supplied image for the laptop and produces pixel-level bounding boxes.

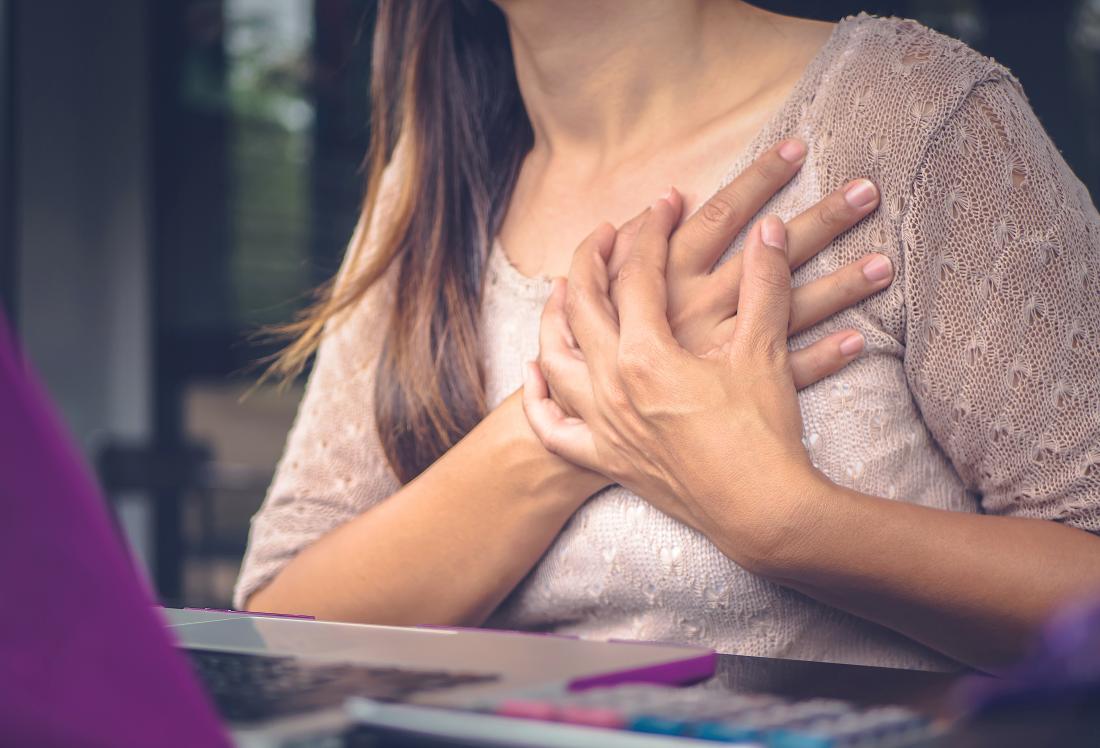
[0,310,715,747]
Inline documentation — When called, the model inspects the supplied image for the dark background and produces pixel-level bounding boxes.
[1,0,1097,608]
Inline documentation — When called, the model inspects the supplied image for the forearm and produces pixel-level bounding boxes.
[749,478,1100,672]
[248,391,606,625]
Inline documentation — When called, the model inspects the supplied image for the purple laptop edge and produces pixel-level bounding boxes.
[0,311,230,747]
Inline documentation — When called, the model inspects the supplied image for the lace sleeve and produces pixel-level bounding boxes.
[232,157,405,609]
[901,73,1100,532]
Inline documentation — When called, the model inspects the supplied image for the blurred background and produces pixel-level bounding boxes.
[0,0,1098,609]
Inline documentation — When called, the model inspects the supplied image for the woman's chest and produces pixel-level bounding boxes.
[481,176,911,416]
[480,186,970,501]
[479,218,975,627]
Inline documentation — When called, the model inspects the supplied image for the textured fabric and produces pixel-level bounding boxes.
[235,14,1100,670]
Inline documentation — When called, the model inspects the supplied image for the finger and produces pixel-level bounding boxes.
[671,138,806,276]
[608,206,651,308]
[788,253,893,334]
[607,207,651,279]
[733,215,792,357]
[786,178,879,269]
[617,193,682,354]
[565,223,620,376]
[539,278,595,418]
[706,177,881,318]
[522,361,600,470]
[790,330,865,389]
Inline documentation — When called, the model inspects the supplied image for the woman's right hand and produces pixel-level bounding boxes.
[602,138,890,389]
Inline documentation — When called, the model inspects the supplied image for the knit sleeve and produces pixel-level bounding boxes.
[233,155,406,609]
[901,73,1100,532]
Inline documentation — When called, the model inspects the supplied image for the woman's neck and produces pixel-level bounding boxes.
[497,0,778,161]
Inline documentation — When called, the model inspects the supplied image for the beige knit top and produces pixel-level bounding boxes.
[235,15,1100,670]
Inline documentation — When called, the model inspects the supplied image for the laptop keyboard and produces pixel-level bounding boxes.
[460,684,939,746]
[185,648,498,724]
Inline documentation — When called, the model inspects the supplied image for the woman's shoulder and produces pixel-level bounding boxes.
[803,13,1019,187]
[828,12,1014,96]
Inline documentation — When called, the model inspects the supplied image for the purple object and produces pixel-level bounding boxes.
[568,649,717,691]
[0,313,230,747]
[954,593,1100,714]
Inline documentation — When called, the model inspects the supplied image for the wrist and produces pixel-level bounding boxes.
[488,390,611,511]
[711,461,836,578]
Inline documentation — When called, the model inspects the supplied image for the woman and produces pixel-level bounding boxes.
[236,1,1100,672]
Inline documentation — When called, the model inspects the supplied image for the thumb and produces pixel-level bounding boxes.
[732,214,792,358]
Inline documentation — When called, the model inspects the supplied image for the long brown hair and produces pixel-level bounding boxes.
[266,0,532,483]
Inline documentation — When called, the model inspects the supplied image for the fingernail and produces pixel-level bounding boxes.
[843,179,878,209]
[663,185,677,202]
[862,254,893,282]
[760,214,786,250]
[839,333,865,356]
[778,139,807,163]
[522,362,532,385]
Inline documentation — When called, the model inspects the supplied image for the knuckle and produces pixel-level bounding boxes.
[841,267,867,298]
[752,262,791,293]
[742,325,775,358]
[699,192,741,230]
[616,256,642,284]
[617,255,653,286]
[748,329,787,364]
[802,344,832,372]
[814,196,849,231]
[617,344,654,383]
[825,271,851,301]
[834,266,870,302]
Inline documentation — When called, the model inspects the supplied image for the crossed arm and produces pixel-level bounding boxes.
[246,141,895,626]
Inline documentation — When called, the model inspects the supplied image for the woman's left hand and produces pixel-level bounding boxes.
[522,189,826,569]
